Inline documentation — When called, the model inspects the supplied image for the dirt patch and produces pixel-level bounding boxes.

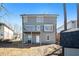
[0,43,61,56]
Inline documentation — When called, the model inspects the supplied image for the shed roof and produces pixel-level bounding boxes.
[0,23,14,31]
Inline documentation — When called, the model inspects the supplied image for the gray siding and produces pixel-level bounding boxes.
[22,14,57,44]
[57,20,77,33]
[0,25,4,39]
[44,17,56,24]
[40,32,55,44]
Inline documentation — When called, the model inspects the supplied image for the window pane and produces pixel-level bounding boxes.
[47,36,49,40]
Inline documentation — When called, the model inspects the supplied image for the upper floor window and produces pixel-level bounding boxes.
[36,16,43,23]
[24,25,35,31]
[44,24,53,32]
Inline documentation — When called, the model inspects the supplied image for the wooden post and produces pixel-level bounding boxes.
[31,32,32,45]
[62,3,67,56]
[63,3,67,30]
[77,3,79,28]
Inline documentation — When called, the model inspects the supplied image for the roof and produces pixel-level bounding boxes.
[57,20,76,29]
[20,14,58,17]
[0,23,14,31]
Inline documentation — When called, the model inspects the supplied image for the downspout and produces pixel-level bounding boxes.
[22,15,24,44]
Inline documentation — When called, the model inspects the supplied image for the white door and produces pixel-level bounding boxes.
[36,35,40,43]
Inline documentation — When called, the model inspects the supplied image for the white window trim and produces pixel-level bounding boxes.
[36,35,40,43]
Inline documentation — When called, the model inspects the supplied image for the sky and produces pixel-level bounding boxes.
[0,3,77,29]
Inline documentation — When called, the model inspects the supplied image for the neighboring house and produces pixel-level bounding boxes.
[56,20,77,44]
[0,22,14,41]
[58,20,79,56]
[13,33,22,40]
[57,20,77,33]
[21,14,58,44]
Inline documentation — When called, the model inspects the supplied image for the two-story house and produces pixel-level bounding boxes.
[21,14,58,44]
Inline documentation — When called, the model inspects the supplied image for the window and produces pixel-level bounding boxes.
[28,35,32,40]
[47,36,49,40]
[24,25,35,31]
[44,24,53,32]
[1,34,3,36]
[0,32,3,36]
[36,16,43,23]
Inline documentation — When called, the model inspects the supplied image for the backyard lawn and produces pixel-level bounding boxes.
[0,42,61,56]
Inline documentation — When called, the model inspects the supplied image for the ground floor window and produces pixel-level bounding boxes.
[47,35,49,40]
[28,40,31,44]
